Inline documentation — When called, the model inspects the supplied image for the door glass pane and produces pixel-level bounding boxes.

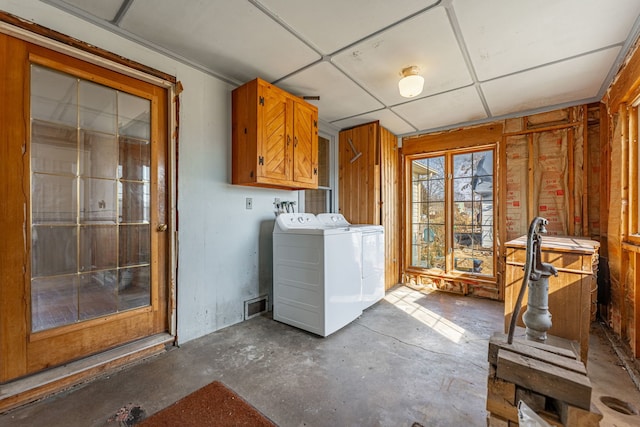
[118,92,150,140]
[32,121,77,175]
[30,64,152,332]
[80,177,117,223]
[31,66,77,127]
[119,136,150,181]
[78,271,118,320]
[452,150,494,276]
[80,225,117,271]
[80,130,118,179]
[31,226,77,277]
[31,275,79,332]
[79,80,116,134]
[411,156,445,270]
[32,174,77,223]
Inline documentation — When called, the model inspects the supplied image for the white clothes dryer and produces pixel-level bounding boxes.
[317,214,385,310]
[272,213,363,337]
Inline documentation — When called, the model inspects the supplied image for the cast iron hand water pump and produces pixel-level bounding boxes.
[507,217,558,344]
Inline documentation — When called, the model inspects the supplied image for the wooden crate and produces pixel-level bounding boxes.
[486,333,602,426]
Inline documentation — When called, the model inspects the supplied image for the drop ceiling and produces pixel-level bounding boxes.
[38,0,640,136]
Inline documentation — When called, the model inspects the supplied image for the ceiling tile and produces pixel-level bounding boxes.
[332,6,473,106]
[331,109,417,136]
[482,47,621,117]
[118,0,320,83]
[59,0,124,21]
[392,86,487,131]
[454,0,640,81]
[256,0,439,54]
[278,62,384,123]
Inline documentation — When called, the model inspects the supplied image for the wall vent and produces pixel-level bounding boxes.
[244,295,268,320]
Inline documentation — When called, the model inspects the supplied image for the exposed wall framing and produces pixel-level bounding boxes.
[401,107,603,302]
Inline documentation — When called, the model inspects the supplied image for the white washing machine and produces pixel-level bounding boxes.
[317,214,385,310]
[272,213,363,337]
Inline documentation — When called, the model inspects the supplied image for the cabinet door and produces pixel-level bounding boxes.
[258,84,290,182]
[292,100,318,186]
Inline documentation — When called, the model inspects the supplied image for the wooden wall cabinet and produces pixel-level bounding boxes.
[504,235,599,363]
[232,78,318,190]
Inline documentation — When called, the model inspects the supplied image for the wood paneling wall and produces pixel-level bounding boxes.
[339,122,401,289]
[339,123,379,225]
[380,127,400,288]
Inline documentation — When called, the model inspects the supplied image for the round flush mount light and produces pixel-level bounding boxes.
[398,66,424,98]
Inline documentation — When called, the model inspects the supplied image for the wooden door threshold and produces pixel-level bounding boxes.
[0,333,174,413]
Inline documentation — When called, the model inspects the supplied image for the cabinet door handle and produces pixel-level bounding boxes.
[294,136,298,147]
[287,135,291,146]
[157,224,168,232]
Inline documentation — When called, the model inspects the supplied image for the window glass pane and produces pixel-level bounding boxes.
[304,135,332,213]
[454,153,473,177]
[304,189,331,214]
[411,156,446,270]
[31,65,77,126]
[452,150,494,276]
[411,150,494,277]
[317,136,330,187]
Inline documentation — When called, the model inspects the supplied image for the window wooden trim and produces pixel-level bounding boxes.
[401,124,502,298]
[629,104,640,244]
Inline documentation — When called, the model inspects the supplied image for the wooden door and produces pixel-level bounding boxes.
[258,82,290,183]
[292,100,318,187]
[0,34,169,382]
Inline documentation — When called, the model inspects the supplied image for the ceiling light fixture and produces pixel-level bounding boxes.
[398,66,424,98]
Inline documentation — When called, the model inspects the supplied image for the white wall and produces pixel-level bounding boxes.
[2,0,298,344]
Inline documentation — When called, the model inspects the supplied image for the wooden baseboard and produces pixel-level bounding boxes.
[0,333,174,413]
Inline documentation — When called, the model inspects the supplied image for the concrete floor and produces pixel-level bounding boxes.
[2,285,640,426]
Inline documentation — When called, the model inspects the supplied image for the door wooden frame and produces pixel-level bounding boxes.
[0,21,176,390]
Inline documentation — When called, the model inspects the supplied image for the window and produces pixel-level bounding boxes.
[301,134,335,214]
[410,148,495,277]
[635,103,640,237]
